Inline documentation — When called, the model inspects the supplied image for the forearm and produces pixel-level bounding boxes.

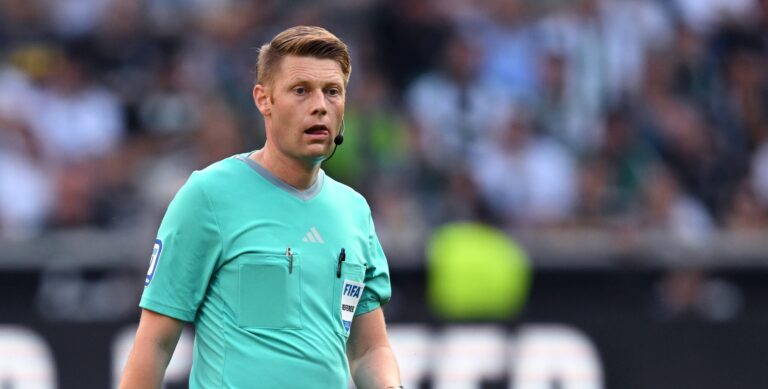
[350,344,401,389]
[119,335,175,389]
[119,310,183,389]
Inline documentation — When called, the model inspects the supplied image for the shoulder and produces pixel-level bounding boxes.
[183,155,246,192]
[165,155,250,211]
[322,173,371,213]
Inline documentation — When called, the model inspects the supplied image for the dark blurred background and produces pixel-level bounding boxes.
[1,0,768,388]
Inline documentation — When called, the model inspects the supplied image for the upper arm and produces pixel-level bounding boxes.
[346,307,391,361]
[119,309,185,388]
[134,309,186,354]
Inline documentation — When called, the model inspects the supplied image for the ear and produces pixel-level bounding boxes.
[253,84,271,117]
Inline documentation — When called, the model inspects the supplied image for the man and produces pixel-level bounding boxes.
[119,26,402,388]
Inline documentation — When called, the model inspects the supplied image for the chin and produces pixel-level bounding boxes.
[300,146,331,161]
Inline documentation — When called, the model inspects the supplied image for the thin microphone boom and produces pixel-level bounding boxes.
[324,119,345,162]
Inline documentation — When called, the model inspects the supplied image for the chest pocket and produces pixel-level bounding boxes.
[237,254,302,330]
[332,261,366,337]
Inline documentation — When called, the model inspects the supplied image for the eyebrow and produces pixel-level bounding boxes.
[284,68,343,84]
[286,79,345,92]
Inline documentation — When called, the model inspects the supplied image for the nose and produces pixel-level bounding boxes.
[310,90,327,116]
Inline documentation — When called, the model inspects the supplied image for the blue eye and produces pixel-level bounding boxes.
[294,87,306,95]
[327,88,340,96]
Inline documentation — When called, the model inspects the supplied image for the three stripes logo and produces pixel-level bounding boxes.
[302,226,325,243]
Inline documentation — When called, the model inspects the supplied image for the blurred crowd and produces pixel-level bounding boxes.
[1,0,768,261]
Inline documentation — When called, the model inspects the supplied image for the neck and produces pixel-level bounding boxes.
[250,145,321,190]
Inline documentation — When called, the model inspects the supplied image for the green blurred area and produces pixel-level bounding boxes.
[427,222,532,321]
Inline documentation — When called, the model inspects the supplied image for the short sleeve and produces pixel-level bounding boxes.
[139,172,223,322]
[355,212,392,316]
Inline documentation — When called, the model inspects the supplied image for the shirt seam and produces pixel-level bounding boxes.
[140,297,196,322]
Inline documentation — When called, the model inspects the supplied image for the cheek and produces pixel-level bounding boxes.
[333,100,345,117]
[273,104,295,124]
[278,109,304,138]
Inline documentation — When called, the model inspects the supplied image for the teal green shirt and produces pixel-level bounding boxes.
[140,153,392,388]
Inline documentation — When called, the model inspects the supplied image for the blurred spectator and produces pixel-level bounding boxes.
[759,0,768,33]
[406,33,513,173]
[0,0,48,44]
[138,56,200,137]
[405,32,516,226]
[473,0,540,103]
[91,0,161,102]
[723,180,768,230]
[596,109,656,211]
[0,64,52,238]
[137,97,244,214]
[750,138,768,208]
[0,63,38,154]
[52,162,99,227]
[570,157,622,228]
[672,0,757,33]
[28,49,124,164]
[599,0,673,100]
[22,48,125,228]
[0,152,52,238]
[709,26,768,152]
[369,0,452,94]
[43,0,117,38]
[530,48,602,154]
[633,50,737,213]
[469,111,576,227]
[145,0,196,37]
[636,165,715,246]
[669,23,715,106]
[535,0,606,154]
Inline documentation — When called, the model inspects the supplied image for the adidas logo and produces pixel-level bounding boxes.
[302,226,325,243]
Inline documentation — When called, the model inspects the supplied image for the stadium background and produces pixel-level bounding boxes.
[2,0,768,387]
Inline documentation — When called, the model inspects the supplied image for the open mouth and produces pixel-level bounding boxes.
[304,124,330,136]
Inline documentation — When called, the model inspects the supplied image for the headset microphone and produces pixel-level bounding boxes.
[335,118,345,145]
[324,119,345,162]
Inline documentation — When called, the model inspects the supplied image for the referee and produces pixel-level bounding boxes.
[119,26,402,388]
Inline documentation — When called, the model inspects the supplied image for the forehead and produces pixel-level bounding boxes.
[274,55,345,86]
